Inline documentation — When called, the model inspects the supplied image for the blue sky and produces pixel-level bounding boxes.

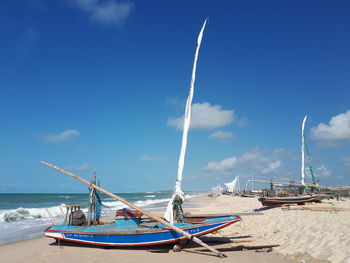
[0,0,349,193]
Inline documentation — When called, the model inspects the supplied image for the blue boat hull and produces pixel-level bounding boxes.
[44,216,240,246]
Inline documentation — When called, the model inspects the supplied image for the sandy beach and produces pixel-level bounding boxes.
[188,195,350,263]
[1,195,349,263]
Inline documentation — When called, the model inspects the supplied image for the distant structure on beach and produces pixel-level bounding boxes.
[210,184,224,197]
[224,176,240,194]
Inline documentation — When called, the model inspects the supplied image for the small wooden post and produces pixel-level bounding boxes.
[46,208,57,225]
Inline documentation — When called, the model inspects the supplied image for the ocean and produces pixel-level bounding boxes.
[0,191,204,245]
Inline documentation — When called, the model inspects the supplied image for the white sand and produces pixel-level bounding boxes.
[188,195,350,263]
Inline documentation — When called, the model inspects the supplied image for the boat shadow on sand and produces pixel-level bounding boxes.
[49,240,174,253]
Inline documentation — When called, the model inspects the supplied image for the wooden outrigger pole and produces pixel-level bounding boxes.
[41,161,227,258]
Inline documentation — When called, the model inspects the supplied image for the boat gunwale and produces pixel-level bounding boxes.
[44,216,241,236]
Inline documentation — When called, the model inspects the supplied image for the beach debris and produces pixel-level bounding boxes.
[255,247,273,252]
[200,236,254,244]
[173,243,183,252]
[273,229,280,234]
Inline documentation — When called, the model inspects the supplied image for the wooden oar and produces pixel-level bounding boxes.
[41,161,227,258]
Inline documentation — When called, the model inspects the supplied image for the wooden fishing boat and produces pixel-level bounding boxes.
[44,212,240,246]
[258,194,327,206]
[42,20,241,257]
[258,117,330,207]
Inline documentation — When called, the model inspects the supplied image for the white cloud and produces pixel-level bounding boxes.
[71,0,134,26]
[239,148,268,166]
[262,160,282,175]
[167,102,234,130]
[342,157,350,166]
[42,129,80,143]
[203,147,288,176]
[311,110,350,143]
[203,157,237,172]
[210,131,234,140]
[139,154,166,162]
[316,165,331,177]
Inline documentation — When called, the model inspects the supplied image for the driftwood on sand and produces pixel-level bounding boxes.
[189,243,279,253]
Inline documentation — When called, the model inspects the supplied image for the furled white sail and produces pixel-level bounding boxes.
[164,20,207,224]
[224,176,240,193]
[301,115,307,185]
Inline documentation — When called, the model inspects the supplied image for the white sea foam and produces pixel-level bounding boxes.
[0,204,66,223]
[100,197,171,215]
[0,218,53,245]
[134,198,170,207]
[0,193,203,224]
[0,205,68,245]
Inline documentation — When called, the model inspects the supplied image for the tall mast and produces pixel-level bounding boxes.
[164,19,207,224]
[301,115,307,185]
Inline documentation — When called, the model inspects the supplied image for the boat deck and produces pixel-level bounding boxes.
[48,216,236,234]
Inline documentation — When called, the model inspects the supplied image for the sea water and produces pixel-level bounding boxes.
[0,191,204,245]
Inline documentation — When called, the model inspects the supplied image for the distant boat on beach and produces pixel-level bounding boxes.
[258,115,328,206]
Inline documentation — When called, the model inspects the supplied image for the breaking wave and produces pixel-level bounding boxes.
[100,198,171,215]
[0,193,203,223]
[0,205,65,223]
